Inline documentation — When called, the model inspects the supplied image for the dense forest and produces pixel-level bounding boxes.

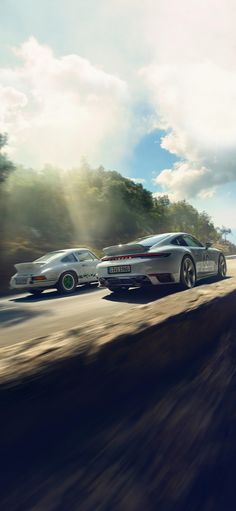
[0,135,235,293]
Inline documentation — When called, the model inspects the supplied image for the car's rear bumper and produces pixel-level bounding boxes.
[10,277,57,290]
[97,257,181,287]
[99,272,178,288]
[99,275,151,288]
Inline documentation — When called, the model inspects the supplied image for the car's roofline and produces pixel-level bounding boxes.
[48,248,91,253]
[68,248,92,252]
[130,233,191,244]
[103,233,204,253]
[135,232,190,240]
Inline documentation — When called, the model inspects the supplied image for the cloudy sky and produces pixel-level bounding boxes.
[1,0,236,239]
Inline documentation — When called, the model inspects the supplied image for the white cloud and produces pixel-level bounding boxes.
[1,1,236,204]
[126,176,146,184]
[0,37,134,168]
[153,161,215,201]
[139,0,236,198]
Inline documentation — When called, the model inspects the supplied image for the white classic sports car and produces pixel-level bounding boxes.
[10,248,100,295]
[97,232,227,292]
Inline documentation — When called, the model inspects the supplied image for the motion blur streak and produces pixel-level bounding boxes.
[1,326,236,511]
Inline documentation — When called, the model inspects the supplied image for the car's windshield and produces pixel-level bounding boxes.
[34,251,65,263]
[130,233,170,247]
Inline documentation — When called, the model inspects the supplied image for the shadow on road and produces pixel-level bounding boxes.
[0,305,47,328]
[103,285,178,304]
[103,276,232,304]
[10,283,100,303]
[7,276,232,307]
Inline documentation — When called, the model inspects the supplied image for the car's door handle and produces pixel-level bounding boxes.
[81,264,86,267]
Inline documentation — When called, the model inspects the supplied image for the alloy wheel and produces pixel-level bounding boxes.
[62,274,75,291]
[182,257,196,288]
[218,255,226,278]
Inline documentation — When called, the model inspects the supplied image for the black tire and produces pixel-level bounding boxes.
[28,289,43,296]
[57,271,77,294]
[218,254,227,279]
[179,255,196,290]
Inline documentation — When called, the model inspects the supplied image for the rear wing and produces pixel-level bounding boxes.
[103,243,148,256]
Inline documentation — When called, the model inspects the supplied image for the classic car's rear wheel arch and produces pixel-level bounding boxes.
[57,271,78,294]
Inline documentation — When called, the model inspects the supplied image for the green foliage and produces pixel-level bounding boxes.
[2,162,225,247]
[0,133,15,183]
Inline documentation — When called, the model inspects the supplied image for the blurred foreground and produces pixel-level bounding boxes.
[1,325,236,510]
[1,276,236,510]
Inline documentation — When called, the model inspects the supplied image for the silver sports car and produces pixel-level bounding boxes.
[10,248,100,295]
[97,232,227,292]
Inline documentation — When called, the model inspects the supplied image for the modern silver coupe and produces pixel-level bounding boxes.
[97,232,227,292]
[10,248,100,295]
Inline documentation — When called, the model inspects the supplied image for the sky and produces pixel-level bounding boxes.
[0,0,236,241]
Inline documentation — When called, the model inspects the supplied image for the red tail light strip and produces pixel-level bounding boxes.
[32,275,47,281]
[102,253,170,262]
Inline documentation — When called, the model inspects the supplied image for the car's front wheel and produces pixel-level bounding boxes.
[218,254,227,279]
[57,271,77,294]
[180,256,196,289]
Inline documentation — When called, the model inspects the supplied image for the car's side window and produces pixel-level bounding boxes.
[172,236,188,246]
[183,235,203,248]
[76,251,95,262]
[191,236,203,247]
[89,252,99,260]
[61,253,77,263]
[171,237,181,246]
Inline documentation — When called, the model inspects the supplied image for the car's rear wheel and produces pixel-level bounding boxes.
[218,254,227,279]
[57,271,77,294]
[180,256,196,289]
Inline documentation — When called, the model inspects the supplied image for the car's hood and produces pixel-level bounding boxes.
[14,262,46,274]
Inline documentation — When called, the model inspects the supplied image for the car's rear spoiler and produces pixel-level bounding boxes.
[103,243,148,256]
[14,262,44,273]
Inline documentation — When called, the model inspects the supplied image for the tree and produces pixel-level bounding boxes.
[0,133,15,183]
[154,194,170,207]
[219,226,232,242]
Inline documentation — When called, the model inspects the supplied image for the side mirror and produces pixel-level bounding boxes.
[205,242,212,249]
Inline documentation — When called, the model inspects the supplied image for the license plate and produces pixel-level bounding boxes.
[108,265,131,274]
[15,277,28,285]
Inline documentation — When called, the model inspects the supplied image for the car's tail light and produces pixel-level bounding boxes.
[101,253,171,261]
[32,275,47,281]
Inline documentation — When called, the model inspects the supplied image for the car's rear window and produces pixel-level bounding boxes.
[35,251,65,263]
[130,234,170,247]
[61,253,77,263]
[103,234,172,256]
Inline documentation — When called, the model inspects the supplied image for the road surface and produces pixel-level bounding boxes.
[0,259,236,348]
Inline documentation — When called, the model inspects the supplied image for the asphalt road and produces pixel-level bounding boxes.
[0,259,236,348]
